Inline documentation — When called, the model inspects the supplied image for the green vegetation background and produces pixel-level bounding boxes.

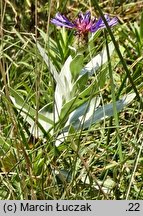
[0,0,143,200]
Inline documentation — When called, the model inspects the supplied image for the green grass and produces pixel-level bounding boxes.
[0,0,143,200]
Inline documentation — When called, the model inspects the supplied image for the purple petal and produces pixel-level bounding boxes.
[108,17,118,27]
[84,11,91,24]
[51,12,75,29]
[91,15,118,32]
[103,14,111,22]
[76,11,91,24]
[78,12,84,21]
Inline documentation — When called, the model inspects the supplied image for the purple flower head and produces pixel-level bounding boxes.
[51,11,118,34]
[74,11,96,34]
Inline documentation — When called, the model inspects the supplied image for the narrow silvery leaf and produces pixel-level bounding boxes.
[10,96,35,127]
[58,55,73,99]
[10,88,53,137]
[37,42,74,122]
[55,132,68,147]
[37,42,64,91]
[67,97,100,125]
[62,97,100,133]
[54,169,72,182]
[38,104,54,133]
[64,93,136,131]
[82,93,136,129]
[80,41,115,76]
[55,56,73,121]
[11,96,53,137]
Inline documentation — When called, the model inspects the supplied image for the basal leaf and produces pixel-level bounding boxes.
[64,93,136,131]
[54,55,73,120]
[10,88,53,137]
